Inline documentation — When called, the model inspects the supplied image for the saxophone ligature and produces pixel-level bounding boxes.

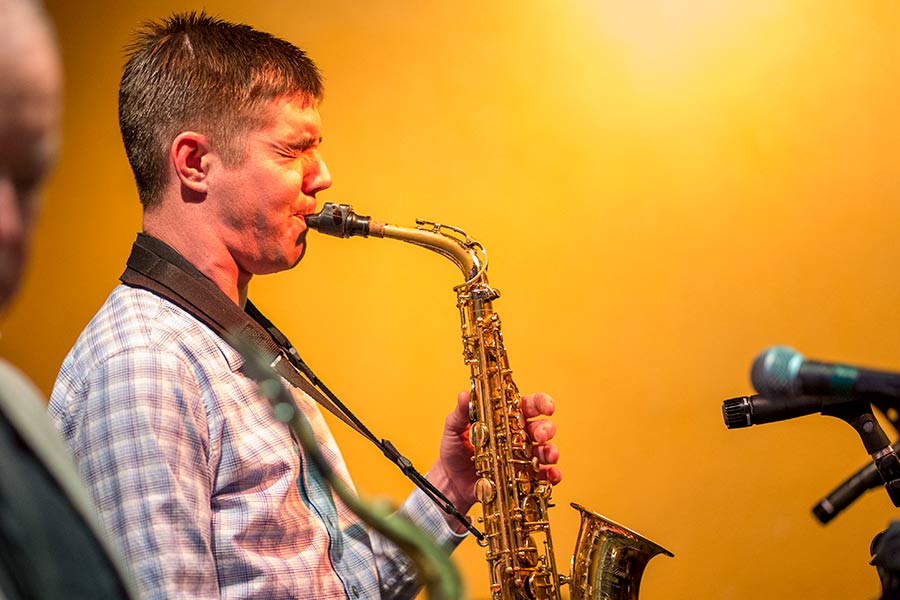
[306,203,673,600]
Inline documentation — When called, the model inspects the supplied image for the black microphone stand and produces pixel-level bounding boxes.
[813,395,900,524]
[815,400,900,600]
[813,441,900,525]
[823,401,900,509]
[735,346,900,599]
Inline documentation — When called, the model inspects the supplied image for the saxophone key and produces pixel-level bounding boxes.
[474,477,496,503]
[470,422,489,448]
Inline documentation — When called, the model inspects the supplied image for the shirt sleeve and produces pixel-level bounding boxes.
[62,347,219,600]
[371,486,469,599]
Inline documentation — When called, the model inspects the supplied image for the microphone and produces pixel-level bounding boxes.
[812,447,899,524]
[722,394,861,429]
[745,346,900,511]
[751,346,900,402]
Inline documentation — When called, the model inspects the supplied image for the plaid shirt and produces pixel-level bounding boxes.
[49,285,464,599]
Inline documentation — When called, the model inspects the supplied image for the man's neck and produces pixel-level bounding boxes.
[142,210,250,308]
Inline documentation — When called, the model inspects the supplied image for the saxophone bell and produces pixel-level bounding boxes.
[570,503,673,600]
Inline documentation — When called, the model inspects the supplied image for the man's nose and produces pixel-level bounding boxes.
[305,155,332,196]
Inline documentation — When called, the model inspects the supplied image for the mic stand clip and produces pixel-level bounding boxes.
[825,401,900,508]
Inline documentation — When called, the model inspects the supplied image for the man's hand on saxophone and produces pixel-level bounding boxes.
[426,390,562,534]
[520,392,562,485]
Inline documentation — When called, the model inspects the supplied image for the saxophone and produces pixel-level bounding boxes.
[306,203,673,600]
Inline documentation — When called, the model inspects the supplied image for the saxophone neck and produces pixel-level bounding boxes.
[382,222,486,282]
[307,202,488,282]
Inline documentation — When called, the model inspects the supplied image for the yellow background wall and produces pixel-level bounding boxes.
[2,1,900,598]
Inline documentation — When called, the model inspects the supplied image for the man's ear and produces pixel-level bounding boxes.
[170,132,212,194]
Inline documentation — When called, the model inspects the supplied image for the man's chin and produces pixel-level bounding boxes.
[265,247,305,273]
[250,247,306,276]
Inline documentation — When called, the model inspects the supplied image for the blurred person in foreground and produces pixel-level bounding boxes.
[0,0,138,597]
[48,11,561,599]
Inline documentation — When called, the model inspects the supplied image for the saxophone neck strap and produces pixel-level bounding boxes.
[119,233,376,445]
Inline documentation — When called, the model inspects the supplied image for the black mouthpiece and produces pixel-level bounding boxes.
[306,203,371,238]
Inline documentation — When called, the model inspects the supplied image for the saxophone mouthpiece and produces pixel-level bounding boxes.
[306,203,373,238]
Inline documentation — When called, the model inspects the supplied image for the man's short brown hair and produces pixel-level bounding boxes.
[118,12,323,208]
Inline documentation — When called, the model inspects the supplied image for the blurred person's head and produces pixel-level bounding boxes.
[0,0,62,312]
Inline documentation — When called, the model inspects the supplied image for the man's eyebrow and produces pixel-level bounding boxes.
[286,136,323,152]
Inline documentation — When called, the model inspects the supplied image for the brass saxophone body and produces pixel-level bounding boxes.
[306,203,673,600]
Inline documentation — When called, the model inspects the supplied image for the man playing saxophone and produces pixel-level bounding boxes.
[48,11,561,599]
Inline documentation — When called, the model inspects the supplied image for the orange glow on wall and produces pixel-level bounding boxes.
[3,1,900,598]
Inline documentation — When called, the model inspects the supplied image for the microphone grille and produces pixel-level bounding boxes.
[751,346,804,398]
[722,396,752,429]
